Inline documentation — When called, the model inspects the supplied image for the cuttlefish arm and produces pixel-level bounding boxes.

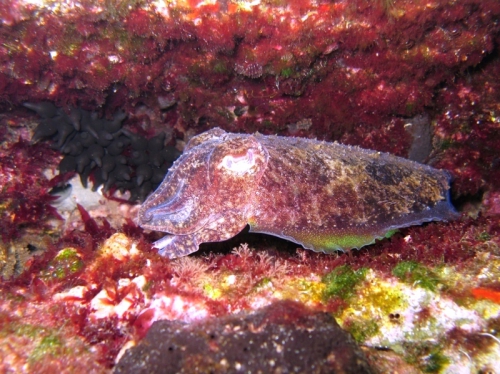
[152,210,249,258]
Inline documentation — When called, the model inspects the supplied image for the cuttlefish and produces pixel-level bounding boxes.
[138,128,458,258]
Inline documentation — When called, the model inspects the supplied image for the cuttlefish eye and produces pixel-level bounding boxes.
[219,150,255,174]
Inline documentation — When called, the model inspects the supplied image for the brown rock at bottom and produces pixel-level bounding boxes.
[114,300,373,374]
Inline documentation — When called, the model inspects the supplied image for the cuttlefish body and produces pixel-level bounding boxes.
[138,128,458,258]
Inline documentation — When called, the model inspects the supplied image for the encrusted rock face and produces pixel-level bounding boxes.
[114,300,374,374]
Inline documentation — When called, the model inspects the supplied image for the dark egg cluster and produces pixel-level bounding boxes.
[25,102,180,202]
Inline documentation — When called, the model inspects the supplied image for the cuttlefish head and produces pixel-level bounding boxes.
[138,128,268,236]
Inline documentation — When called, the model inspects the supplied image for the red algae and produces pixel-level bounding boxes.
[433,58,500,198]
[0,140,61,242]
[76,204,115,250]
[0,0,497,145]
[345,216,496,269]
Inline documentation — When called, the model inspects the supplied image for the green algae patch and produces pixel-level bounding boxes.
[423,349,450,373]
[345,319,380,342]
[0,319,45,340]
[401,343,450,373]
[1,319,72,366]
[280,67,293,78]
[29,335,63,364]
[41,248,84,281]
[203,283,223,300]
[322,265,368,301]
[476,231,491,242]
[336,270,408,343]
[392,261,440,291]
[212,60,230,74]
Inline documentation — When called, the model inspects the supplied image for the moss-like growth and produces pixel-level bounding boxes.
[346,319,380,342]
[439,139,453,150]
[322,265,368,301]
[29,335,62,363]
[398,342,449,372]
[392,261,440,292]
[41,248,84,281]
[423,350,449,373]
[476,231,491,242]
[1,320,69,365]
[213,60,230,74]
[1,320,43,340]
[280,67,293,78]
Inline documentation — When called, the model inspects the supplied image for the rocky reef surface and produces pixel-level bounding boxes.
[1,0,500,373]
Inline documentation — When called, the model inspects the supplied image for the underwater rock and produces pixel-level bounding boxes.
[25,102,181,202]
[114,300,373,374]
[139,128,458,258]
[405,114,433,163]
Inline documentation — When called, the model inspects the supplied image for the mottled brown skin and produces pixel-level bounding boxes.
[138,128,269,257]
[249,135,457,251]
[138,128,458,258]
